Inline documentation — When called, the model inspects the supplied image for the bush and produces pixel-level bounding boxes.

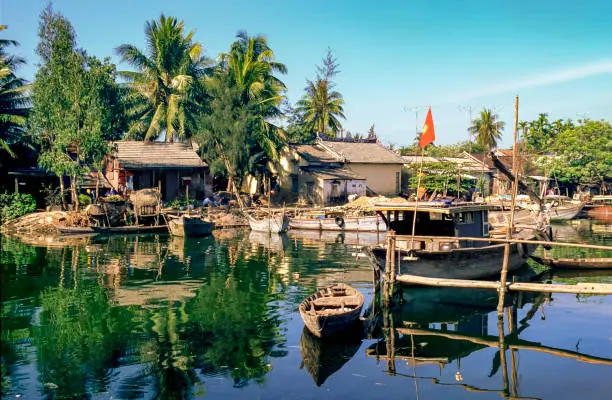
[78,194,92,206]
[0,192,37,222]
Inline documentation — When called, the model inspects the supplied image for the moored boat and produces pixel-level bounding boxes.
[249,214,289,233]
[299,283,364,338]
[167,215,213,237]
[289,214,386,232]
[520,195,584,221]
[56,225,96,235]
[91,225,168,234]
[368,201,538,280]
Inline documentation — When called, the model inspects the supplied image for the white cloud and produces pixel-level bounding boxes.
[454,60,612,101]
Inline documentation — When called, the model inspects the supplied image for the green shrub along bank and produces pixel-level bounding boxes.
[0,193,37,222]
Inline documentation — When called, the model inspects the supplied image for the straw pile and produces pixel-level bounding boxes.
[129,189,161,207]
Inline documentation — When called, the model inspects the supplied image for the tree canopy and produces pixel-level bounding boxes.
[468,108,505,151]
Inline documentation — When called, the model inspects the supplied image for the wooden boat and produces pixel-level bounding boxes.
[369,202,538,280]
[167,215,213,237]
[588,205,612,221]
[56,225,95,235]
[91,225,168,234]
[299,326,361,386]
[530,255,612,269]
[289,214,386,232]
[299,284,364,338]
[248,214,289,233]
[520,195,584,221]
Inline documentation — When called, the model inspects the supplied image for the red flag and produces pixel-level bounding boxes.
[419,107,435,149]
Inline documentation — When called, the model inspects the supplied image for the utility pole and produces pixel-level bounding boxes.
[458,105,475,150]
[404,105,428,144]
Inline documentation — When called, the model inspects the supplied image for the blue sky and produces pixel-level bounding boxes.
[2,0,611,148]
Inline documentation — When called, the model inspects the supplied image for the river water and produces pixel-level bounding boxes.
[1,220,611,399]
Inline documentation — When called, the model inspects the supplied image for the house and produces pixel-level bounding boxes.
[105,142,211,201]
[270,137,404,205]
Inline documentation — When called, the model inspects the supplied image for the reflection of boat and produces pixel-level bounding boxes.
[249,214,289,233]
[167,215,213,237]
[299,326,361,386]
[290,214,386,232]
[287,229,385,247]
[299,284,364,338]
[248,231,289,252]
[370,202,537,280]
[91,225,168,234]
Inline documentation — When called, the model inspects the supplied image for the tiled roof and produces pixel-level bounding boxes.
[112,141,207,169]
[292,144,342,164]
[302,166,365,180]
[319,139,405,164]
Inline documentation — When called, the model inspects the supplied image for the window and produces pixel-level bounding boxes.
[482,210,490,236]
[291,175,298,193]
[455,212,474,225]
[395,172,400,193]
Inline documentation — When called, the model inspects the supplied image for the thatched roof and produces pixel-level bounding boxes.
[112,141,207,169]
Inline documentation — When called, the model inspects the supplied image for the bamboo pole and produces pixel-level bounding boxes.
[397,327,612,366]
[395,274,612,294]
[410,147,425,251]
[387,234,612,251]
[498,95,521,317]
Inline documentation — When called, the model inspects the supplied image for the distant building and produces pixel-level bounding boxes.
[266,136,404,205]
[105,142,211,201]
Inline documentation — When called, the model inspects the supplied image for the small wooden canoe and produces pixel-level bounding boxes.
[56,225,95,235]
[530,255,612,269]
[167,215,213,237]
[299,284,364,338]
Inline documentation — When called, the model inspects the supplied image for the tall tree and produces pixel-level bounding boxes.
[195,31,287,195]
[468,108,505,150]
[30,5,123,209]
[367,123,376,139]
[0,25,28,157]
[116,15,211,142]
[295,49,345,137]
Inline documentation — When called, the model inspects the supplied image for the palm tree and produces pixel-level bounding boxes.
[0,25,28,157]
[468,108,505,151]
[116,15,211,142]
[296,50,345,137]
[296,78,345,137]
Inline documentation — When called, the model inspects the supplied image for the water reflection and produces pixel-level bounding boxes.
[1,223,611,399]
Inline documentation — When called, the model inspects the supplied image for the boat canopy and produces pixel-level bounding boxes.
[370,201,490,215]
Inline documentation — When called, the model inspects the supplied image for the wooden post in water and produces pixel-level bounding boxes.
[497,316,510,396]
[497,95,521,317]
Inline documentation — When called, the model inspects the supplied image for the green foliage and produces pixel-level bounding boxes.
[520,113,575,154]
[399,140,484,157]
[41,183,62,207]
[195,31,287,189]
[544,120,612,187]
[406,162,473,195]
[116,14,211,142]
[30,6,121,205]
[77,193,91,206]
[0,192,36,222]
[468,108,505,151]
[0,25,29,157]
[295,49,345,137]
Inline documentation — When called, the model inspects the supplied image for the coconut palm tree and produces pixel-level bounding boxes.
[296,78,345,137]
[0,25,28,157]
[116,15,211,142]
[468,108,505,151]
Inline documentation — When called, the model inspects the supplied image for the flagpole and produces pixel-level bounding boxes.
[410,145,425,252]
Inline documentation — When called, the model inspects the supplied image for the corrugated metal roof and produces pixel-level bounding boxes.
[112,141,207,169]
[302,167,365,180]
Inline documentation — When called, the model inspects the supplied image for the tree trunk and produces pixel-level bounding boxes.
[226,176,233,192]
[70,175,79,211]
[95,171,100,201]
[59,176,66,210]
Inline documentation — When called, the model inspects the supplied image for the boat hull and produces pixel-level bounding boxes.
[548,204,583,221]
[299,284,364,338]
[289,215,386,232]
[168,216,213,237]
[249,215,289,233]
[372,241,537,280]
[91,225,168,234]
[56,226,95,235]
